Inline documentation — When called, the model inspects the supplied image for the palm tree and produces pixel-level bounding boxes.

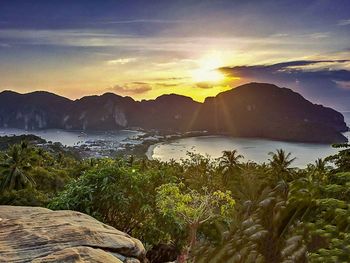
[0,144,35,191]
[314,158,331,175]
[268,149,296,181]
[219,150,243,183]
[307,158,330,182]
[195,179,309,263]
[182,152,215,189]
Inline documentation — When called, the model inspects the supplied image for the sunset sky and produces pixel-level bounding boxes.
[0,0,350,109]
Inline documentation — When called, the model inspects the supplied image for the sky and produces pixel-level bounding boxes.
[0,0,350,110]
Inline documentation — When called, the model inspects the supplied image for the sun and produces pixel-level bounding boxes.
[192,68,224,83]
[191,55,225,83]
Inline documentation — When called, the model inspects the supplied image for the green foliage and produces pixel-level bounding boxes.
[0,143,36,191]
[0,188,49,206]
[157,183,235,226]
[326,143,350,172]
[1,138,350,262]
[49,158,181,248]
[0,140,83,205]
[195,147,350,263]
[301,170,350,262]
[268,149,296,181]
[0,134,46,151]
[195,178,308,263]
[219,150,243,184]
[156,182,235,261]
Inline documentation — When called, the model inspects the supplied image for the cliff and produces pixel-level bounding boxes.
[0,83,348,143]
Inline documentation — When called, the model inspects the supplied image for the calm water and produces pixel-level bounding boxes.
[0,113,349,167]
[0,128,142,147]
[149,112,350,167]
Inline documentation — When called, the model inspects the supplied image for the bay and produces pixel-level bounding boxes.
[0,128,141,147]
[149,112,350,167]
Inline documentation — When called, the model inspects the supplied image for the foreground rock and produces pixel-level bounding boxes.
[0,206,146,263]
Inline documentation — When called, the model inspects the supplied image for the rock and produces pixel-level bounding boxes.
[32,247,123,263]
[0,206,146,263]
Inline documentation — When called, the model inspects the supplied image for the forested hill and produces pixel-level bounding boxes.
[0,82,348,143]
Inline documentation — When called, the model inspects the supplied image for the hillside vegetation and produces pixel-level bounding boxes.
[0,139,350,262]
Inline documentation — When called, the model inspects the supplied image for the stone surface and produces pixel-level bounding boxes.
[0,206,146,263]
[32,247,123,263]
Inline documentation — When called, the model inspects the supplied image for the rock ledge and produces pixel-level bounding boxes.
[0,206,146,263]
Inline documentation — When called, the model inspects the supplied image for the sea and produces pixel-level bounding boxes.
[0,112,349,168]
[0,129,142,147]
[148,112,350,167]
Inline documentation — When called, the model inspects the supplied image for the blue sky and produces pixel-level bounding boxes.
[0,0,349,109]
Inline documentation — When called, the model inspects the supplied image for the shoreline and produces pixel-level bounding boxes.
[144,135,342,167]
[145,143,159,160]
[1,127,349,161]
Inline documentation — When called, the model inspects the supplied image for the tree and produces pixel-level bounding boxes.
[181,152,217,190]
[195,177,310,263]
[303,172,350,262]
[49,159,180,248]
[156,183,235,261]
[306,158,331,182]
[268,149,296,181]
[219,150,243,183]
[326,143,350,172]
[0,144,35,191]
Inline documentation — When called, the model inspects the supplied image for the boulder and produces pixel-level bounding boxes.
[0,206,146,263]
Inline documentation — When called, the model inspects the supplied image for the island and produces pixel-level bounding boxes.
[0,82,348,144]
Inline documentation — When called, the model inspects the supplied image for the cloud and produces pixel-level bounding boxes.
[336,81,350,90]
[338,19,350,26]
[0,43,10,48]
[150,77,188,81]
[0,29,328,52]
[154,82,179,87]
[221,60,350,78]
[106,57,137,65]
[98,19,187,25]
[270,33,289,38]
[131,81,149,85]
[220,60,350,110]
[111,83,152,95]
[195,82,212,89]
[309,32,329,39]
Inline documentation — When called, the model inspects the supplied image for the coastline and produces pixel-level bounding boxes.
[145,143,159,160]
[1,124,349,161]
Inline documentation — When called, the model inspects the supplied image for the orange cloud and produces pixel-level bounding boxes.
[112,83,152,95]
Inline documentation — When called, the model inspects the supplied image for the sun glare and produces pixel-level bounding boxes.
[191,55,225,83]
[192,68,225,83]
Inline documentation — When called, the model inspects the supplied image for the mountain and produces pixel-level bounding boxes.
[0,90,71,130]
[129,94,201,130]
[193,83,349,143]
[62,93,135,130]
[0,83,348,143]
